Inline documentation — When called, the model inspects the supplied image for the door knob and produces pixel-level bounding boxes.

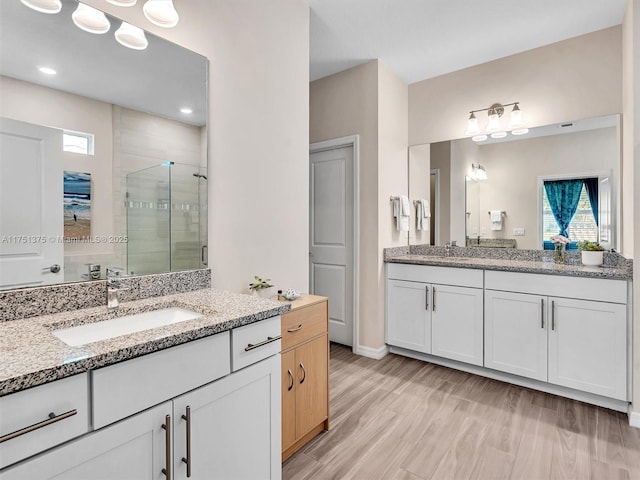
[43,264,61,274]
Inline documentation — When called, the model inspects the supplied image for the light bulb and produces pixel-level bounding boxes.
[106,0,137,5]
[20,0,61,14]
[115,22,148,50]
[143,0,179,28]
[486,109,501,132]
[465,112,480,136]
[72,3,111,34]
[509,103,524,128]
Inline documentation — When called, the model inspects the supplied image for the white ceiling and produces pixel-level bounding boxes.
[308,0,628,83]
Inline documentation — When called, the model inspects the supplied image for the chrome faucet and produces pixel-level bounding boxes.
[106,267,129,309]
[444,241,457,257]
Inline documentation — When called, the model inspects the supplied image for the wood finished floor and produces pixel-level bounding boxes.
[283,343,640,480]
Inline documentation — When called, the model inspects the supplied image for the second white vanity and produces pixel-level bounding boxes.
[385,248,632,412]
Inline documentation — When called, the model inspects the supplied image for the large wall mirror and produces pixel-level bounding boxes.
[0,0,208,290]
[408,114,620,251]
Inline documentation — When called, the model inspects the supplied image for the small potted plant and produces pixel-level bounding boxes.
[577,241,605,266]
[249,275,274,297]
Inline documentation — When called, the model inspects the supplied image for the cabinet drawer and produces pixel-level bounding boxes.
[92,333,230,429]
[485,271,627,304]
[0,373,90,469]
[282,301,328,351]
[231,316,281,371]
[387,263,483,288]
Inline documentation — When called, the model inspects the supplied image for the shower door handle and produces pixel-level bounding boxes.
[201,245,208,266]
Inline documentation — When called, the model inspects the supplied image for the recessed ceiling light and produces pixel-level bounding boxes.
[490,131,508,139]
[511,128,530,136]
[471,135,487,142]
[180,107,193,114]
[20,0,61,14]
[38,66,57,75]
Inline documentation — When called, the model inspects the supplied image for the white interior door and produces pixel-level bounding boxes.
[0,118,64,289]
[309,145,354,346]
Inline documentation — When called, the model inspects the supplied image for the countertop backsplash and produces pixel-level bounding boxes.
[0,269,211,322]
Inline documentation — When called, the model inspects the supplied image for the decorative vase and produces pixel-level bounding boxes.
[553,243,565,264]
[581,250,604,266]
[254,287,275,298]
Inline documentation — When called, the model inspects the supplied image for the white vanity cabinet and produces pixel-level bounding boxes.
[485,271,628,401]
[1,316,282,480]
[1,401,172,480]
[386,264,484,366]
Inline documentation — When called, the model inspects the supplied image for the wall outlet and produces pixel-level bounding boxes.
[513,228,525,236]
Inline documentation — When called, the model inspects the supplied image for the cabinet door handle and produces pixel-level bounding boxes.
[287,369,294,391]
[432,287,436,312]
[541,299,545,328]
[244,335,282,351]
[299,362,306,384]
[425,285,429,311]
[0,409,77,443]
[551,300,555,331]
[161,415,172,480]
[287,324,303,333]
[181,406,192,478]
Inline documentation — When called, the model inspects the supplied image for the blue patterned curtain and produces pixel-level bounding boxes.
[583,177,599,227]
[544,179,584,237]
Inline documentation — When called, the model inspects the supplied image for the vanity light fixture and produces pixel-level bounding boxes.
[72,3,111,34]
[19,0,61,14]
[511,128,529,136]
[143,0,179,28]
[469,164,488,181]
[115,22,148,50]
[180,107,193,114]
[465,102,526,141]
[106,0,137,6]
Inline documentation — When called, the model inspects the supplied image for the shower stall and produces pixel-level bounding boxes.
[125,162,207,276]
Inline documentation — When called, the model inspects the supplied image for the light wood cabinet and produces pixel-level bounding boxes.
[281,295,329,462]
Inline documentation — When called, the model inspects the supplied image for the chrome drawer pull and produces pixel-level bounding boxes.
[541,298,545,329]
[181,406,192,478]
[0,409,77,443]
[162,415,172,479]
[425,286,429,311]
[244,335,282,352]
[287,324,303,333]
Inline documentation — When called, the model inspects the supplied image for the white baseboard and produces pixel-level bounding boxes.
[630,410,640,428]
[355,344,389,360]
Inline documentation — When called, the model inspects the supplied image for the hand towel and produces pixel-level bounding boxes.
[393,196,410,232]
[490,210,503,231]
[416,199,430,231]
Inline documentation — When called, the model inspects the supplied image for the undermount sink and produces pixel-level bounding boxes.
[52,307,204,347]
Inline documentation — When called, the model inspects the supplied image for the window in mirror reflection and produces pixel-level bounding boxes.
[63,130,94,155]
[542,177,599,250]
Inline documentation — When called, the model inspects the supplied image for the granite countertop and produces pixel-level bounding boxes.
[385,254,632,280]
[0,288,291,396]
